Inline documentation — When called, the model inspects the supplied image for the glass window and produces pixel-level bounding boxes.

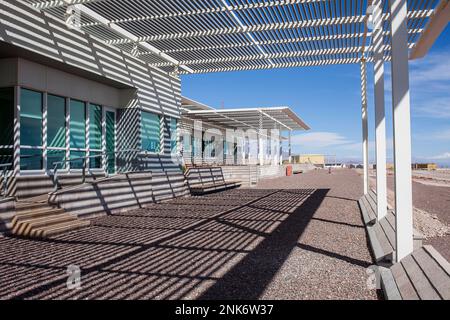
[20,89,43,147]
[47,149,65,170]
[70,99,86,149]
[47,94,66,148]
[0,88,14,166]
[170,118,177,154]
[89,104,102,150]
[141,111,160,153]
[0,88,14,147]
[70,151,86,169]
[89,151,102,169]
[20,148,42,170]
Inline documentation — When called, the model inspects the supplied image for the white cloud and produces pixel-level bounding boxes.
[409,51,450,118]
[290,132,353,148]
[427,152,450,160]
[414,96,450,118]
[410,52,450,84]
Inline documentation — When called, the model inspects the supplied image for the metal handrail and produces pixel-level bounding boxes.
[0,163,12,198]
[51,148,143,191]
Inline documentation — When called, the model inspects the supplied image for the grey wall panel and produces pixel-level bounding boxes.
[17,58,125,107]
[0,0,181,118]
[0,58,17,87]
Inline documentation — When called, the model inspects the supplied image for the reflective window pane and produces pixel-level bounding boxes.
[20,148,42,170]
[170,118,177,154]
[141,111,160,153]
[0,148,13,166]
[89,104,102,150]
[20,89,42,147]
[47,149,66,170]
[70,100,86,149]
[0,88,14,147]
[47,94,66,148]
[89,151,102,169]
[70,151,85,169]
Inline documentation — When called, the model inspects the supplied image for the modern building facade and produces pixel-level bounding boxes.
[0,0,309,198]
[0,0,184,197]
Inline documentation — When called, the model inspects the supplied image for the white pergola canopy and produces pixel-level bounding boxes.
[24,0,443,74]
[181,97,309,132]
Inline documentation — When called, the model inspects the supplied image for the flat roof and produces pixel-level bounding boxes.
[182,98,310,131]
[25,0,441,74]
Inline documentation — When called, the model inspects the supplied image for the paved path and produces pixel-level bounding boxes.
[0,169,377,300]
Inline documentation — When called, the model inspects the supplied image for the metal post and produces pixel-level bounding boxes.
[389,0,414,261]
[66,98,71,172]
[13,86,20,176]
[373,0,388,220]
[82,158,86,183]
[43,93,48,172]
[360,59,369,195]
[53,163,60,191]
[2,166,8,197]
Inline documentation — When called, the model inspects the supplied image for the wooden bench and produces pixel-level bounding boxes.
[359,190,423,264]
[185,167,241,195]
[380,245,450,300]
[358,189,378,225]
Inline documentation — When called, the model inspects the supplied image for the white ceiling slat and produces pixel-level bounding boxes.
[26,0,439,74]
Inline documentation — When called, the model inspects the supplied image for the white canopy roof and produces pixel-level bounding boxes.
[24,0,442,74]
[181,97,310,131]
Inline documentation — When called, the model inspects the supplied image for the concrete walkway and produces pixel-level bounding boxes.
[0,169,377,300]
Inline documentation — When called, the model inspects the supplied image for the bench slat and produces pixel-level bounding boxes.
[361,196,376,223]
[358,199,372,226]
[379,266,402,300]
[368,224,393,262]
[379,217,396,249]
[365,193,378,218]
[412,248,450,299]
[401,255,441,300]
[391,262,420,300]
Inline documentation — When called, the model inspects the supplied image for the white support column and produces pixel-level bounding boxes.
[288,130,292,163]
[258,112,264,165]
[279,130,283,165]
[13,86,20,176]
[389,0,414,261]
[373,0,388,220]
[360,59,369,195]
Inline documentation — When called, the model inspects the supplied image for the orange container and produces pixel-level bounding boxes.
[286,165,293,176]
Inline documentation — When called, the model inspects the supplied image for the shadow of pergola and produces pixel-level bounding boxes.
[0,187,368,300]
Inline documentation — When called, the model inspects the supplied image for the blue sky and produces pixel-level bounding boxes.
[181,26,450,166]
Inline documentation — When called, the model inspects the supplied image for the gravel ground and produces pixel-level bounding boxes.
[387,175,450,262]
[253,169,378,300]
[0,170,378,300]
